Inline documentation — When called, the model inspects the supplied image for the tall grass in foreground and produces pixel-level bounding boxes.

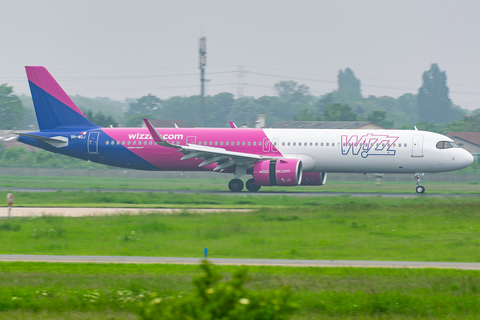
[0,262,480,319]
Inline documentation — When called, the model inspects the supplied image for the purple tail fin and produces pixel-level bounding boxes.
[26,66,99,131]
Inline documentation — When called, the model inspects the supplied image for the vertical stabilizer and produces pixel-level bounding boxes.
[26,66,99,131]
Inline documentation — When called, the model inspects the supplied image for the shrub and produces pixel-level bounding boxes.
[137,260,298,320]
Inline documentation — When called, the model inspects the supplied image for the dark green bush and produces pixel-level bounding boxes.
[137,260,298,320]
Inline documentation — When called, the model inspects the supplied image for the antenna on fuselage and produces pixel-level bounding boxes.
[414,126,418,131]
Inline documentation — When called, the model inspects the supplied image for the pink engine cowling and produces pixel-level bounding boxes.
[300,172,327,185]
[253,159,303,186]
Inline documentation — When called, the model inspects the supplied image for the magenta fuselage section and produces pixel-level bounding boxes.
[101,127,282,171]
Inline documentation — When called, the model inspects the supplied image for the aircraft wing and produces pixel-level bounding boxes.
[144,119,275,171]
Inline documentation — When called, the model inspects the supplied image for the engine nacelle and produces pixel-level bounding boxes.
[300,172,327,185]
[253,159,303,186]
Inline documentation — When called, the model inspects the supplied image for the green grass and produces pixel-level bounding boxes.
[1,190,480,209]
[0,175,479,193]
[1,262,480,319]
[2,194,480,319]
[1,197,480,262]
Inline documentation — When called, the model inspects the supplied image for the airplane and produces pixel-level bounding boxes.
[17,66,474,193]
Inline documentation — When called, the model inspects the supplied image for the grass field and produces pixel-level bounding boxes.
[0,175,479,193]
[0,188,480,209]
[1,197,480,262]
[1,262,480,319]
[1,177,479,319]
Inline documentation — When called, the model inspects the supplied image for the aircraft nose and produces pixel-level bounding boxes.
[461,149,475,167]
[467,151,474,165]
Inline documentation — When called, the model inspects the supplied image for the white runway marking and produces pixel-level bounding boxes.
[1,207,251,217]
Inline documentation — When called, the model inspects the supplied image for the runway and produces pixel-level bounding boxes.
[0,187,476,197]
[0,254,479,270]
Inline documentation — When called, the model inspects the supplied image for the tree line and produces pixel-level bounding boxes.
[0,64,478,133]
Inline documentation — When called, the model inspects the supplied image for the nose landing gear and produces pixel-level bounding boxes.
[415,173,425,193]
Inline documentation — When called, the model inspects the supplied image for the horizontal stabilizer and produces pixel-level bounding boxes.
[16,133,68,148]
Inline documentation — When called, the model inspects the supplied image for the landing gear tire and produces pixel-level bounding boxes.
[246,179,261,192]
[414,173,425,194]
[228,179,244,192]
[416,186,425,194]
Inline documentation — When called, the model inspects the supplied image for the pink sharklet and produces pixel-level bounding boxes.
[143,118,163,143]
[101,127,283,171]
[25,66,85,117]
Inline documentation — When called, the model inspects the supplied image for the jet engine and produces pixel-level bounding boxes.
[300,172,327,185]
[253,159,302,186]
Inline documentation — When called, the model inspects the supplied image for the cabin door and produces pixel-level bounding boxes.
[87,132,99,154]
[412,135,424,157]
[186,136,196,145]
[262,138,270,152]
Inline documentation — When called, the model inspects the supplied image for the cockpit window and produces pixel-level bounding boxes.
[436,141,458,149]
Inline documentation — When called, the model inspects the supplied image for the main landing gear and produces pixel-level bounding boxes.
[246,179,261,192]
[415,173,425,194]
[228,178,261,192]
[228,179,244,192]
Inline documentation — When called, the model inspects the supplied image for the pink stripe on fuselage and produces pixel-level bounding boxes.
[102,127,281,170]
[25,66,86,117]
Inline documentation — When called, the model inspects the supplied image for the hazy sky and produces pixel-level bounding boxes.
[1,0,479,110]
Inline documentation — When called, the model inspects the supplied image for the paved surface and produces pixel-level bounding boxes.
[1,207,251,217]
[0,255,479,270]
[0,187,476,197]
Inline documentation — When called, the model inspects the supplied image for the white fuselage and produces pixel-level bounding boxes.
[263,129,473,173]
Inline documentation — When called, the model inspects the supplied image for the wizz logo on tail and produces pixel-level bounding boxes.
[341,133,399,158]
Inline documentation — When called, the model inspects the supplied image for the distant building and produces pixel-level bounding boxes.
[264,121,384,130]
[255,114,266,128]
[446,132,480,161]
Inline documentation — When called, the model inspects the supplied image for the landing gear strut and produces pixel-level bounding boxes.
[228,179,244,192]
[415,173,425,194]
[246,179,261,192]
